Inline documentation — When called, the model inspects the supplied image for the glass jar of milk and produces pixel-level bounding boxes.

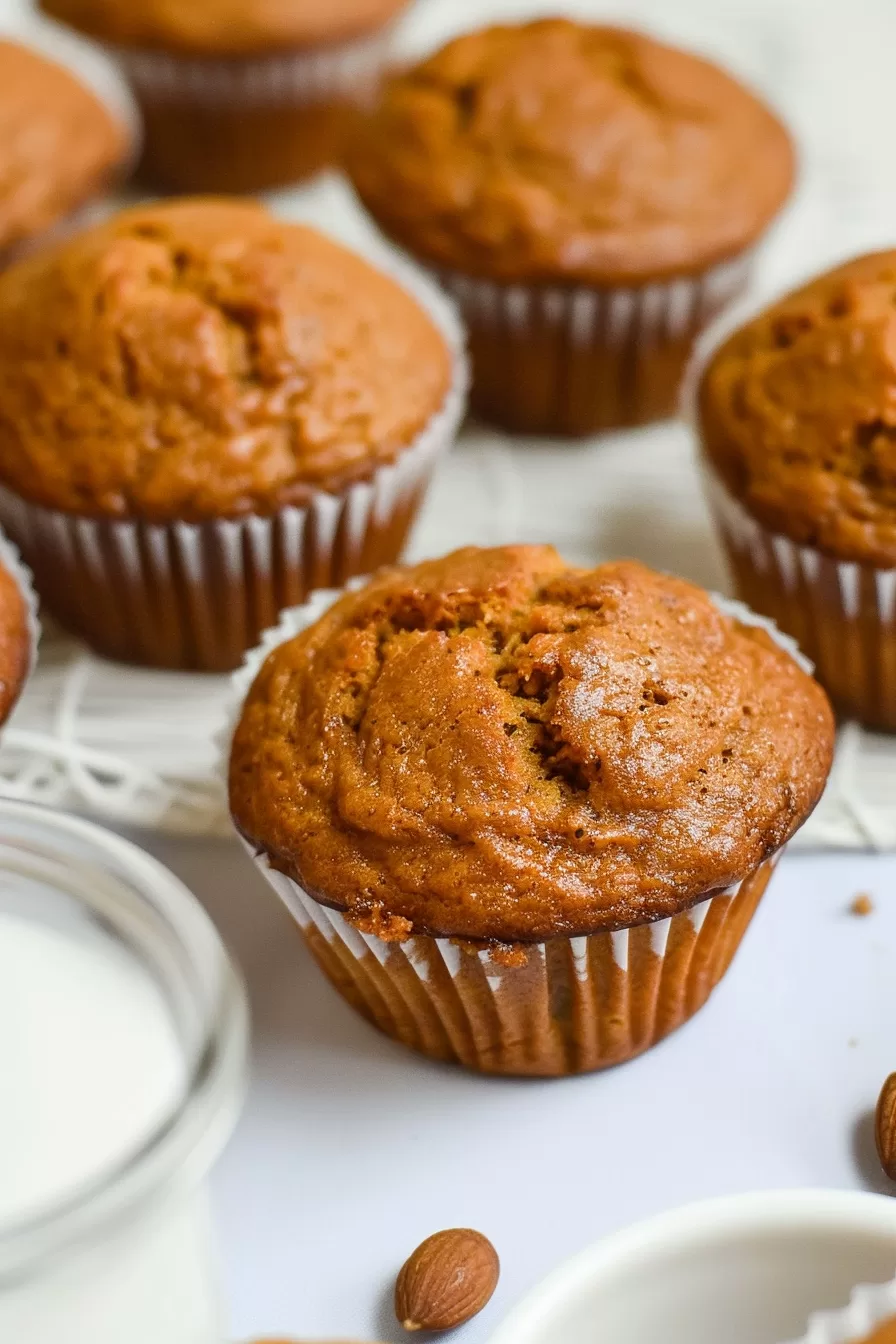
[0,800,248,1344]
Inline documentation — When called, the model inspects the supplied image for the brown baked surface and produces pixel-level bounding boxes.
[347,19,795,286]
[40,0,409,57]
[700,251,896,566]
[0,554,29,727]
[856,1321,896,1344]
[230,545,833,942]
[0,40,128,255]
[0,198,452,522]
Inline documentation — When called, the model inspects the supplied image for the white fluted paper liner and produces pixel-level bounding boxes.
[436,249,753,433]
[702,459,896,727]
[0,253,467,672]
[222,583,806,1076]
[0,526,40,720]
[786,1276,896,1344]
[112,24,394,107]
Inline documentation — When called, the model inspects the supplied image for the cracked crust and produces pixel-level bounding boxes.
[0,556,28,727]
[0,40,129,256]
[0,198,452,522]
[700,251,896,566]
[229,545,834,942]
[347,20,795,286]
[40,0,410,57]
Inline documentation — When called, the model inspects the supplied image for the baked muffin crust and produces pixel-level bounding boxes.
[0,556,29,726]
[0,40,128,256]
[230,545,834,942]
[40,0,410,57]
[700,251,896,567]
[0,198,452,522]
[348,20,795,286]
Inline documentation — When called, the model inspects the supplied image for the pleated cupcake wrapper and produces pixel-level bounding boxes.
[703,463,896,726]
[786,1277,896,1344]
[243,850,777,1076]
[436,249,753,433]
[0,257,467,671]
[0,526,40,722]
[112,24,395,107]
[224,587,806,1076]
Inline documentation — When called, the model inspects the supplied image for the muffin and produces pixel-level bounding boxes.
[229,545,833,1077]
[698,251,896,729]
[0,530,38,730]
[0,39,131,267]
[0,198,465,672]
[347,19,795,437]
[41,0,411,192]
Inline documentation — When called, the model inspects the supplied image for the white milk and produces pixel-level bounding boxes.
[0,804,246,1344]
[0,914,184,1227]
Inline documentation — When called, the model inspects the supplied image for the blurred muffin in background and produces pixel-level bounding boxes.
[348,19,795,437]
[0,530,37,731]
[0,39,131,266]
[698,250,896,730]
[0,197,465,671]
[40,0,413,192]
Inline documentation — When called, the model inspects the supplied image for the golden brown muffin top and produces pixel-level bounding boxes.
[864,1321,896,1343]
[230,545,833,943]
[40,0,409,57]
[0,40,128,257]
[0,198,453,522]
[347,20,795,286]
[699,251,896,566]
[0,553,29,727]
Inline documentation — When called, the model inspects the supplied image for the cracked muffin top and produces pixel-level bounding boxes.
[230,545,834,943]
[347,19,795,286]
[40,0,410,57]
[699,252,896,567]
[0,549,30,727]
[0,197,453,522]
[0,40,129,258]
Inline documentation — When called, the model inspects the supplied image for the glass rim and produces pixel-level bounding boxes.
[0,799,248,1281]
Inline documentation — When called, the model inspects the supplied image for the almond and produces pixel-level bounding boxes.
[876,1073,896,1179]
[395,1228,500,1333]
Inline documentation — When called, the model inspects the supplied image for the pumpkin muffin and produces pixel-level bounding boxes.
[0,197,465,671]
[0,39,131,266]
[229,545,834,1076]
[0,533,36,730]
[347,19,795,436]
[42,0,411,192]
[699,250,896,728]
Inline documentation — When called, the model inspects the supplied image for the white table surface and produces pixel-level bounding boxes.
[5,0,896,1336]
[136,834,896,1343]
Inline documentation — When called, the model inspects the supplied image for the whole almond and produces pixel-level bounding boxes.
[395,1228,500,1332]
[876,1073,896,1179]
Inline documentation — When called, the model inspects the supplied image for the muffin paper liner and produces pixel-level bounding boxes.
[223,588,805,1078]
[110,26,396,190]
[702,463,896,729]
[0,526,40,725]
[0,261,467,672]
[436,249,753,435]
[786,1277,896,1344]
[113,28,394,106]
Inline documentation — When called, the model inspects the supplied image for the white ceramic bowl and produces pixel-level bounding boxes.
[488,1191,896,1344]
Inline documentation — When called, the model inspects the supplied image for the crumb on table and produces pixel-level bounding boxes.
[851,892,874,917]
